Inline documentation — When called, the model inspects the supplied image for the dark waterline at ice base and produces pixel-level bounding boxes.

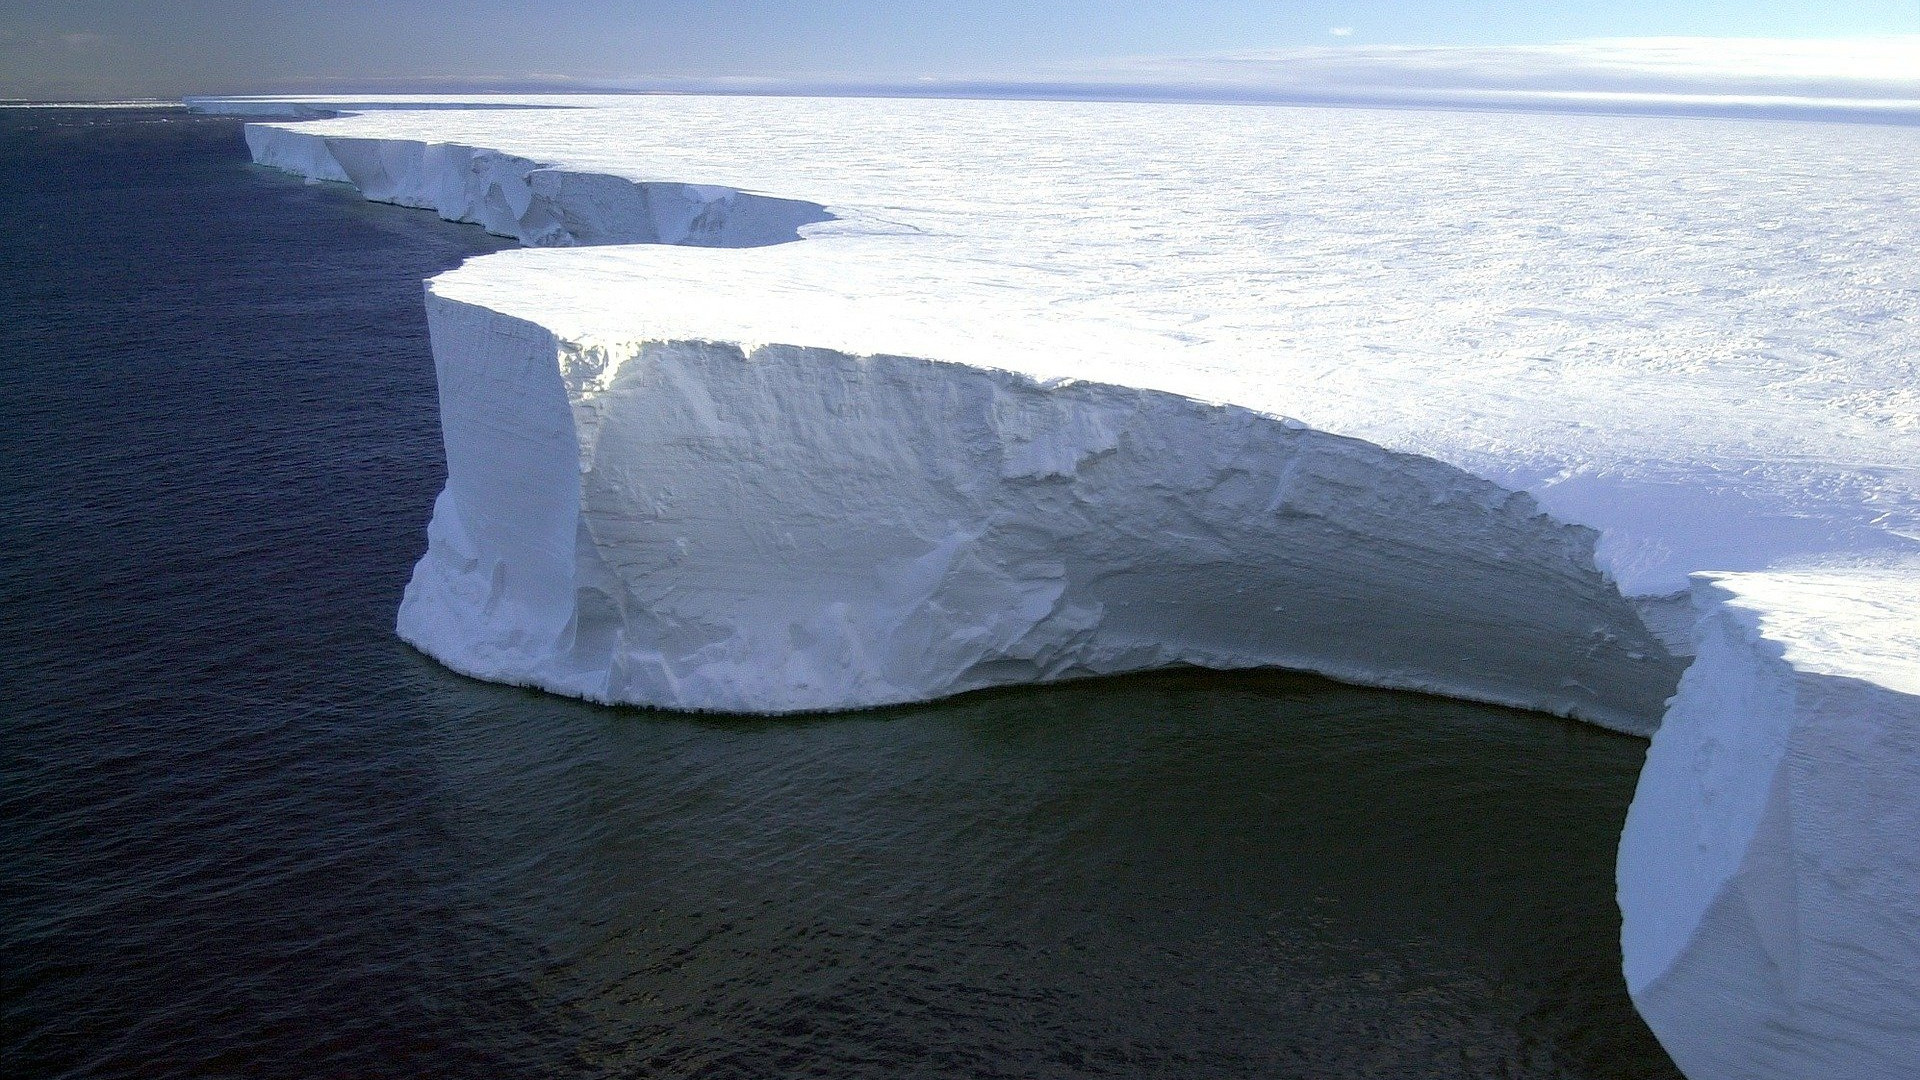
[0,108,1680,1078]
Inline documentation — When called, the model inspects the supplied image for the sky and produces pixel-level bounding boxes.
[3,0,1919,104]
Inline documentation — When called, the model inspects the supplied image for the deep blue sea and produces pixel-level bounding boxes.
[0,107,1681,1079]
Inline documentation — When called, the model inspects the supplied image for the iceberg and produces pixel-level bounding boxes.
[1621,566,1920,1079]
[191,93,1920,1076]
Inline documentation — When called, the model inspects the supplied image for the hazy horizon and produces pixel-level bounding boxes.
[4,1,1919,106]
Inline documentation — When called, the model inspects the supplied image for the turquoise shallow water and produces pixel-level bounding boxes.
[0,107,1679,1078]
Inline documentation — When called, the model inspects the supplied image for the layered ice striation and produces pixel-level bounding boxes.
[198,94,1920,1078]
[1621,566,1920,1079]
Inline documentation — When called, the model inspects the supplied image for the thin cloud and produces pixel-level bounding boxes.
[175,35,1920,126]
[586,37,1920,125]
[1051,37,1920,101]
[1329,28,1354,38]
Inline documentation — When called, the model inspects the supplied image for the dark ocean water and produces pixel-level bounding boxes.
[0,107,1681,1079]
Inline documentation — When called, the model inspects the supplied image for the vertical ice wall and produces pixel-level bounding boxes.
[244,125,831,248]
[1621,568,1920,1079]
[397,295,1683,728]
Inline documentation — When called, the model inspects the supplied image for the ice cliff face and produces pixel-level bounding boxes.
[1621,567,1920,1079]
[402,295,1678,727]
[246,124,831,248]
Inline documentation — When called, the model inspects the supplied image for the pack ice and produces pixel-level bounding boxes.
[193,94,1920,1078]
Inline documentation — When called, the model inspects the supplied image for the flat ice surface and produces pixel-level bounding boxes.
[216,93,1920,597]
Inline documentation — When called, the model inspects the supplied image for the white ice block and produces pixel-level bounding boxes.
[1621,567,1920,1078]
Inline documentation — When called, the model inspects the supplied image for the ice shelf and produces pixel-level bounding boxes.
[192,93,1920,1078]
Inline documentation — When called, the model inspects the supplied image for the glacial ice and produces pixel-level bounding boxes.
[404,292,1677,726]
[192,93,1920,1077]
[204,95,1920,594]
[1621,566,1920,1079]
[245,123,831,248]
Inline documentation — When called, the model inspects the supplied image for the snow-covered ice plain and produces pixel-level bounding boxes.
[191,93,1919,1078]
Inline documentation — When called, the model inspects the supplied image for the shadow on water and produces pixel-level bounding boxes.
[0,108,1679,1079]
[405,661,1677,1079]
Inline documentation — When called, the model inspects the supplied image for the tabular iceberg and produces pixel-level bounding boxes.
[192,93,1920,1078]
